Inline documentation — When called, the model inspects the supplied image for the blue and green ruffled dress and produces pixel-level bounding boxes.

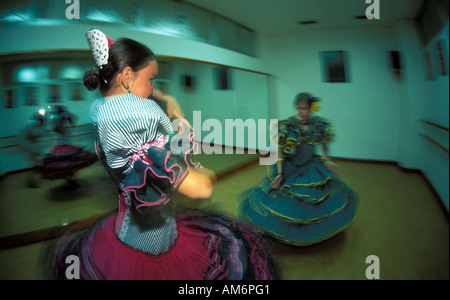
[237,115,360,246]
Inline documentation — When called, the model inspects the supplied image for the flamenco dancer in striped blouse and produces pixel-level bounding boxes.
[47,29,277,280]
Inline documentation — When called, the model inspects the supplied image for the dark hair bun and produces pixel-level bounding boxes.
[84,37,156,94]
[83,68,100,91]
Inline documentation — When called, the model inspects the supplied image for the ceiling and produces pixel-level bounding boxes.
[184,0,425,35]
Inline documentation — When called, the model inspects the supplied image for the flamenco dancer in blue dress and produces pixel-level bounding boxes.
[48,29,276,280]
[238,93,360,246]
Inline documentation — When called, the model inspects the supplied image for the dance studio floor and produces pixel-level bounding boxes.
[0,153,448,280]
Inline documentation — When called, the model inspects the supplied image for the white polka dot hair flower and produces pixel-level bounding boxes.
[86,29,115,68]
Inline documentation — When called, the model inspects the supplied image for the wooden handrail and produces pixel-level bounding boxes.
[421,120,449,132]
[420,133,449,153]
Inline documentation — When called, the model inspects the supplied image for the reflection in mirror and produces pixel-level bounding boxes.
[0,51,272,245]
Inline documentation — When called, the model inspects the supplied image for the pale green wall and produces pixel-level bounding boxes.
[260,23,449,210]
[261,26,402,161]
[0,21,448,210]
[0,24,265,72]
[0,24,270,173]
[156,58,270,151]
[416,23,449,211]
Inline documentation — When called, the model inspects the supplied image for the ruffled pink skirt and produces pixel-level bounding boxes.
[48,212,277,280]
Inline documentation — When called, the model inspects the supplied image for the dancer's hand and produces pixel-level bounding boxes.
[324,161,340,176]
[166,97,184,120]
[178,166,216,199]
[152,89,194,134]
[164,97,194,134]
[175,118,194,135]
[270,174,283,189]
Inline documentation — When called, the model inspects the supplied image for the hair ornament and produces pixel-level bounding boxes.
[86,29,115,68]
[311,97,320,112]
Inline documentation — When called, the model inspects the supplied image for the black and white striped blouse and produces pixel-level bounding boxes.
[90,93,174,173]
